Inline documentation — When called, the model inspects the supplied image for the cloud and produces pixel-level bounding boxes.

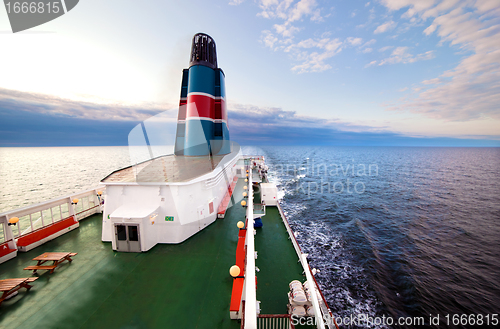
[226,103,500,146]
[378,45,394,52]
[362,48,373,53]
[356,7,376,29]
[363,39,377,47]
[229,0,245,5]
[379,47,435,65]
[379,0,500,121]
[0,104,140,147]
[345,37,363,46]
[365,60,377,68]
[228,103,386,135]
[258,0,342,72]
[273,21,301,37]
[423,23,437,35]
[374,20,397,34]
[0,88,171,122]
[366,47,435,67]
[1,91,498,147]
[261,30,279,49]
[289,38,343,73]
[257,0,321,22]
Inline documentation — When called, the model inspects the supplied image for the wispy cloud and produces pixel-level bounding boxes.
[379,0,500,121]
[374,20,397,34]
[257,0,351,73]
[261,30,279,49]
[357,7,376,29]
[380,47,435,65]
[366,47,435,66]
[345,37,363,46]
[258,0,373,73]
[379,45,393,52]
[289,38,343,73]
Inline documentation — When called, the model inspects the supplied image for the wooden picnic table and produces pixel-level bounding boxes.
[24,252,77,274]
[0,277,38,306]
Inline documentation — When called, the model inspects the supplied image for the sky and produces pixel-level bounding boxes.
[0,0,499,146]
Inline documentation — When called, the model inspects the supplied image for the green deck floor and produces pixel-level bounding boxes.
[0,179,308,329]
[255,207,305,315]
[0,180,250,329]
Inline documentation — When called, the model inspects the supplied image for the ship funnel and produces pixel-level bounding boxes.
[174,33,230,156]
[190,33,218,69]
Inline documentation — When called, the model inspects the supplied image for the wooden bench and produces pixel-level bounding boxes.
[24,252,78,274]
[0,277,39,306]
[24,265,58,273]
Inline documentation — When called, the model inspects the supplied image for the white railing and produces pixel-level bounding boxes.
[302,254,325,329]
[244,162,257,328]
[257,315,293,329]
[0,187,105,244]
[276,197,337,329]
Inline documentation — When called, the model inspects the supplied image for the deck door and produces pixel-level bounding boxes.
[115,224,141,252]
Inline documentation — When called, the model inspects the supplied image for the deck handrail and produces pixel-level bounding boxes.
[244,162,257,328]
[0,187,105,218]
[301,254,325,329]
[276,197,338,329]
[257,314,295,329]
[0,187,105,253]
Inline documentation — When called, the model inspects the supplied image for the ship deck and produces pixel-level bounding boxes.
[0,178,306,328]
[101,154,228,184]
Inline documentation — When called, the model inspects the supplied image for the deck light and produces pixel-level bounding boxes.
[72,198,79,205]
[242,192,247,197]
[97,191,103,196]
[237,221,244,229]
[246,170,249,173]
[230,265,240,277]
[8,217,19,226]
[243,186,247,190]
[241,200,247,206]
[245,179,248,182]
[246,174,249,177]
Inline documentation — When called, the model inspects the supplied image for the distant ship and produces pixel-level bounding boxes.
[0,33,338,329]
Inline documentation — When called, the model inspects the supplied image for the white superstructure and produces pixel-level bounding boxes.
[100,149,241,252]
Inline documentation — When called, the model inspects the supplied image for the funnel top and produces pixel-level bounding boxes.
[190,33,218,69]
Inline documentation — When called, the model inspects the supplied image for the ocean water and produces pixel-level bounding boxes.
[259,146,500,328]
[1,146,499,328]
[0,147,130,213]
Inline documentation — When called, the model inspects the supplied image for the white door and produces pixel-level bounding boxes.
[115,224,141,252]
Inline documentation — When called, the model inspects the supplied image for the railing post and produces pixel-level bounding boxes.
[68,197,75,218]
[93,189,101,213]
